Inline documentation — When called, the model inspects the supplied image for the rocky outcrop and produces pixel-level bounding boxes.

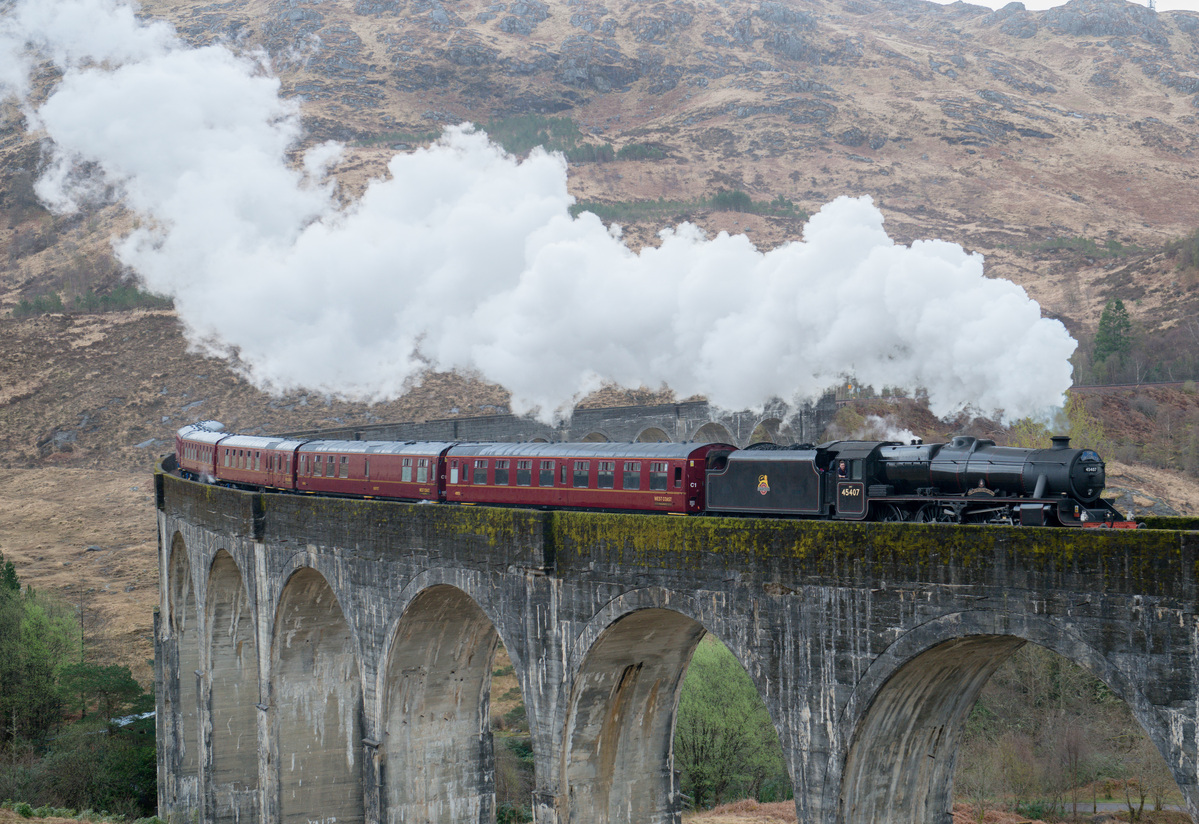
[1043,0,1169,45]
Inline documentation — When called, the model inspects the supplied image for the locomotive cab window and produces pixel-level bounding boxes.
[573,461,590,488]
[495,460,510,486]
[517,460,532,486]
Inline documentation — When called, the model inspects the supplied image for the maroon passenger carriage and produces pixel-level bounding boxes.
[295,440,457,501]
[444,441,734,514]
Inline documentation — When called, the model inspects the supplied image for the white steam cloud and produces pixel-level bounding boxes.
[0,0,1078,423]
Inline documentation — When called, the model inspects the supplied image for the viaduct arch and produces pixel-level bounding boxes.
[155,466,1199,824]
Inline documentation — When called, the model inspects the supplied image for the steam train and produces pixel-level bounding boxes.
[173,422,1138,528]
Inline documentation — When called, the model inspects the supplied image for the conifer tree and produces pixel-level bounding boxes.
[1094,298,1132,365]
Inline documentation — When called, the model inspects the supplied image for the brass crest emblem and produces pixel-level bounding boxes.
[757,474,770,495]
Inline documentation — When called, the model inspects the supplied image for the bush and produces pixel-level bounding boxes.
[496,803,532,823]
[11,293,65,317]
[615,142,665,161]
[72,286,172,313]
[15,801,34,818]
[710,189,754,212]
[1165,228,1199,271]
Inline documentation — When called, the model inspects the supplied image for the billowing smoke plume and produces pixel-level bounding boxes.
[0,0,1077,423]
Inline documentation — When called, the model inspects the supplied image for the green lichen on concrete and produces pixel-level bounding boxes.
[433,505,543,547]
[547,510,1194,594]
[1140,516,1199,532]
[162,474,1196,595]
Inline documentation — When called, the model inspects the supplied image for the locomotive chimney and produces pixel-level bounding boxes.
[1051,435,1071,450]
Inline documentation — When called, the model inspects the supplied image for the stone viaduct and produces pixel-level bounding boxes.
[156,466,1199,824]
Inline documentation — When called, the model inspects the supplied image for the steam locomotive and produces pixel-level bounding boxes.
[173,422,1137,528]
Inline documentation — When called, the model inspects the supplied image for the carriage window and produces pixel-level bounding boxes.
[417,458,429,483]
[540,460,554,486]
[240,450,246,469]
[622,461,641,490]
[450,461,459,484]
[364,458,370,480]
[300,455,307,474]
[326,455,336,477]
[650,462,668,491]
[573,461,590,488]
[255,452,261,472]
[517,460,532,486]
[402,457,413,483]
[495,460,510,486]
[674,466,683,488]
[340,456,349,478]
[561,463,568,485]
[224,449,230,467]
[597,461,615,489]
[474,459,488,485]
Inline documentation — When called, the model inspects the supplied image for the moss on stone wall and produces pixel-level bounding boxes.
[548,510,1195,595]
[159,471,1197,597]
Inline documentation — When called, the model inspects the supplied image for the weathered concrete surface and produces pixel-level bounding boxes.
[156,466,1199,824]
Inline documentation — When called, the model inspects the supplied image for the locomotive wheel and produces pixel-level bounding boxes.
[916,503,957,523]
[875,503,909,522]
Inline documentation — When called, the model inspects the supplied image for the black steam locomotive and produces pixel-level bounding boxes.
[706,435,1133,528]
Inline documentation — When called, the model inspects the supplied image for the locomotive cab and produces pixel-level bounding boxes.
[822,441,899,519]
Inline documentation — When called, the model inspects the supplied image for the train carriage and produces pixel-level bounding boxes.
[175,423,227,481]
[215,434,307,491]
[445,442,734,514]
[297,440,456,501]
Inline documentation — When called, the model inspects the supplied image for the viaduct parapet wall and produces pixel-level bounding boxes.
[155,467,1199,824]
[271,397,837,448]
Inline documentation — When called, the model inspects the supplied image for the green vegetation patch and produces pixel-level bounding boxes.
[10,287,171,318]
[571,189,807,223]
[0,552,156,818]
[675,636,791,808]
